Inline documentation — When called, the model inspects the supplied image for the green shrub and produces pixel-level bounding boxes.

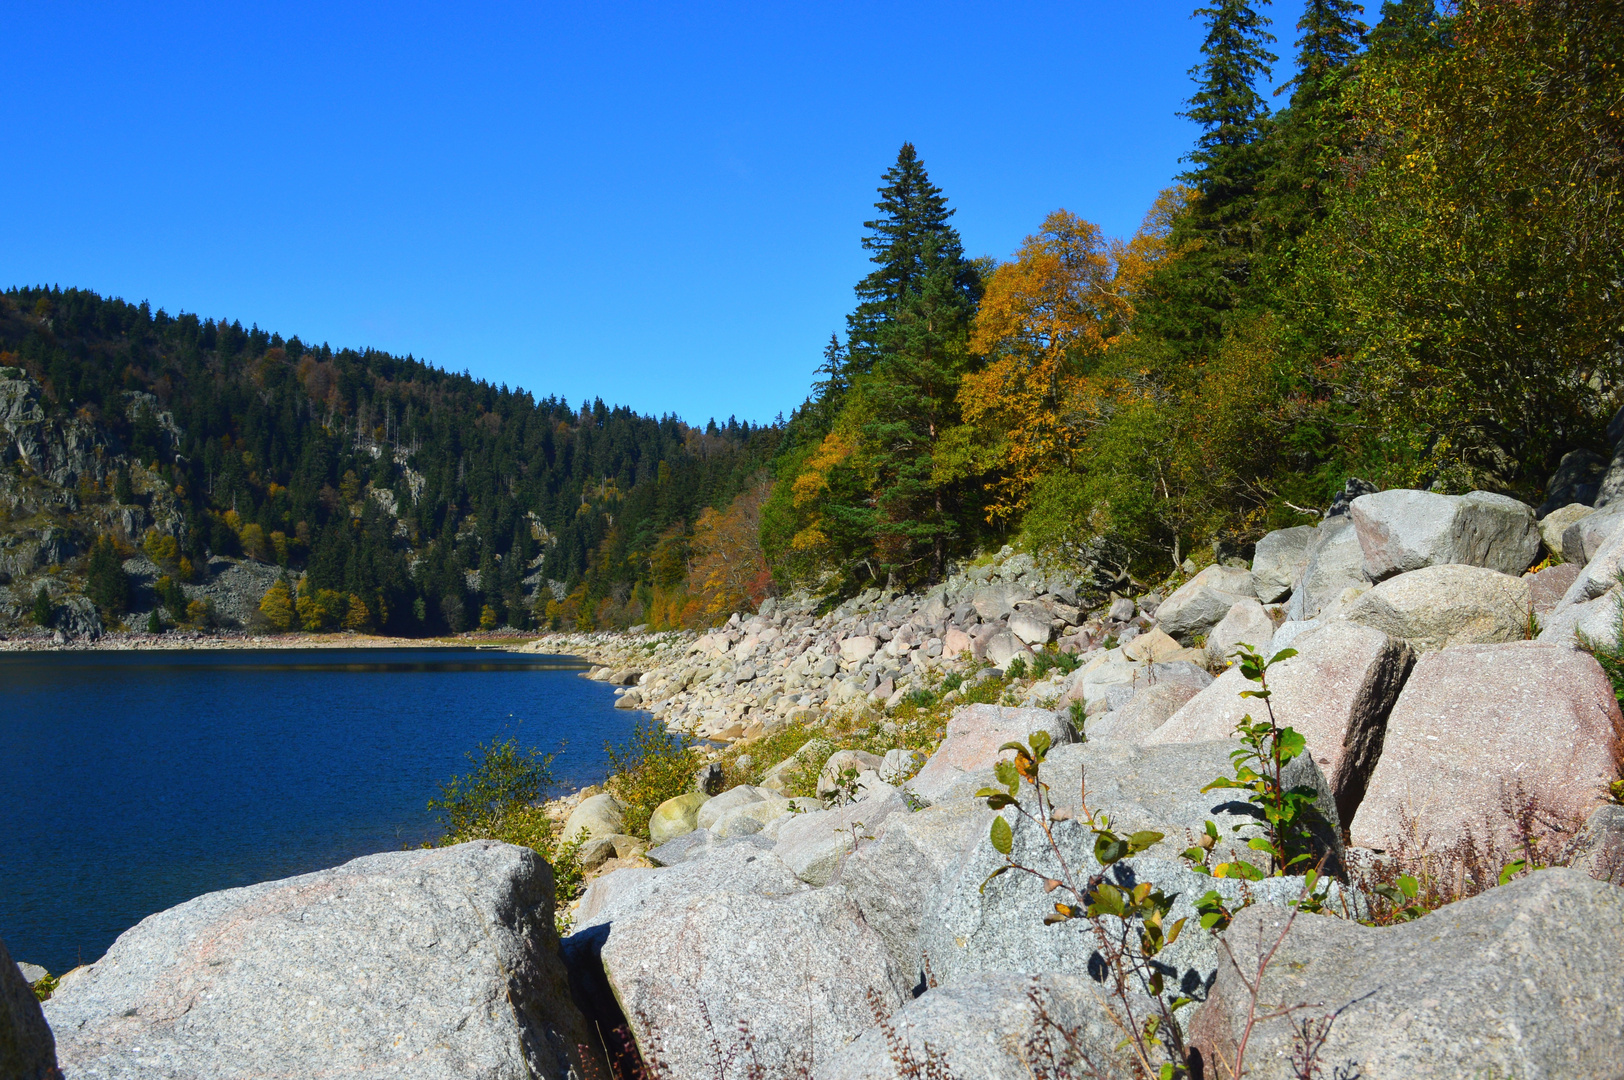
[429,736,554,841]
[605,717,701,839]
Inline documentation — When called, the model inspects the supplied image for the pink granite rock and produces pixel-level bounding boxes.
[1349,641,1624,854]
[907,704,1076,803]
[1143,621,1414,823]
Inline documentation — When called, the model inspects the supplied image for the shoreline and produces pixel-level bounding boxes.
[0,629,556,652]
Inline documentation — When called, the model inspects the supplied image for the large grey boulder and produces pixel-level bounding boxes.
[1,933,57,1080]
[983,629,1035,669]
[562,791,624,842]
[1085,682,1202,743]
[1541,518,1624,648]
[1539,501,1594,552]
[1145,622,1414,825]
[1060,650,1212,714]
[774,790,908,885]
[1189,871,1624,1079]
[1341,563,1532,651]
[1285,516,1368,621]
[698,785,792,837]
[1154,565,1257,639]
[837,796,994,983]
[1251,525,1316,604]
[45,842,596,1080]
[1349,641,1624,854]
[972,582,1033,620]
[1597,441,1624,509]
[1538,449,1607,517]
[815,973,1130,1080]
[569,843,907,1078]
[1008,609,1052,646]
[818,750,885,799]
[907,705,1077,804]
[1349,488,1540,582]
[1562,502,1624,563]
[1204,597,1275,662]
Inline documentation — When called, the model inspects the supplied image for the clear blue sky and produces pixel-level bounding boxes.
[1,1,1311,425]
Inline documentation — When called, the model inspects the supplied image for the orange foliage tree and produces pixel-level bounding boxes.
[959,192,1188,521]
[685,478,774,626]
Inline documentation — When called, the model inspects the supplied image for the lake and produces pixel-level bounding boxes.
[0,647,635,974]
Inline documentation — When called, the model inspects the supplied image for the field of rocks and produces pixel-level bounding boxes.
[9,483,1624,1079]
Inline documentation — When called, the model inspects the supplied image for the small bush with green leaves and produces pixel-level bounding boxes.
[605,717,702,839]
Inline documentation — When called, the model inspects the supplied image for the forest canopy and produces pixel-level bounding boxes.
[6,0,1620,630]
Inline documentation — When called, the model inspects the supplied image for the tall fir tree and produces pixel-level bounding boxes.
[860,226,981,584]
[1281,0,1365,109]
[1180,0,1278,237]
[1255,0,1366,263]
[845,143,980,379]
[1135,0,1277,357]
[1367,0,1440,58]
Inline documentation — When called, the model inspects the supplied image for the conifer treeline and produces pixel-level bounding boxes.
[765,0,1623,595]
[0,290,776,633]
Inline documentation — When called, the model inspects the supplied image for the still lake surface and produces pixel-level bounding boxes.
[0,647,635,974]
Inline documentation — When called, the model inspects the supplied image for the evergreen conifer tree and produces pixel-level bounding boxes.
[1135,1,1277,357]
[1255,0,1365,262]
[860,228,981,583]
[1179,0,1278,238]
[845,143,980,379]
[32,586,53,627]
[1367,0,1440,58]
[85,535,130,617]
[1281,0,1365,109]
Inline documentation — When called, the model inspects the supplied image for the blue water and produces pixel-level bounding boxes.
[0,648,636,974]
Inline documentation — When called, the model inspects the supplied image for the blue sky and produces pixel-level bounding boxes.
[1,1,1311,425]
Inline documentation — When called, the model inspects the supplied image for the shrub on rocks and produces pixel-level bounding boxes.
[1146,622,1414,825]
[906,705,1077,805]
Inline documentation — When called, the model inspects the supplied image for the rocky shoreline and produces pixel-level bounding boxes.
[8,484,1624,1079]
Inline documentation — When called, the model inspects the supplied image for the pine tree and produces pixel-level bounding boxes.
[1281,0,1365,109]
[845,143,980,379]
[1179,0,1278,235]
[1136,1,1278,358]
[1255,0,1366,262]
[32,586,53,627]
[85,535,130,617]
[1367,0,1440,58]
[860,229,981,583]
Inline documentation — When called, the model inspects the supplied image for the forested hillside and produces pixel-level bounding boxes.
[3,0,1619,638]
[765,0,1623,596]
[0,290,775,635]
